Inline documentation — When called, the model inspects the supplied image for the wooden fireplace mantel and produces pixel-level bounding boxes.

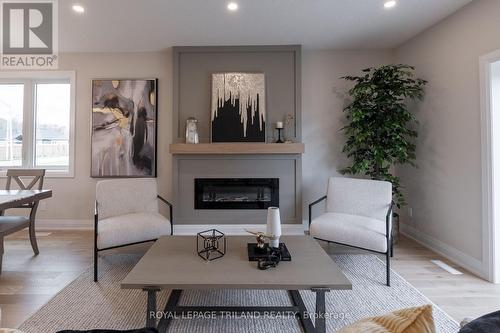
[169,143,305,155]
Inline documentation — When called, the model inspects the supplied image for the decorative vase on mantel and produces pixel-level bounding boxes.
[284,114,295,143]
[185,117,199,144]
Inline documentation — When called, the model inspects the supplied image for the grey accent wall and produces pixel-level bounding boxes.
[173,45,301,143]
[172,45,302,225]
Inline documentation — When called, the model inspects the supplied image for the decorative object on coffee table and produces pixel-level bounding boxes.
[266,207,281,248]
[257,246,283,270]
[197,229,226,261]
[275,121,284,143]
[211,73,266,142]
[245,229,269,253]
[245,229,292,262]
[247,242,291,262]
[185,117,199,144]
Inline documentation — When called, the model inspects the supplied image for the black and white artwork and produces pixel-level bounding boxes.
[211,73,266,142]
[91,79,157,177]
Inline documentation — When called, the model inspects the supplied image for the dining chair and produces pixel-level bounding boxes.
[0,169,46,272]
[308,177,393,286]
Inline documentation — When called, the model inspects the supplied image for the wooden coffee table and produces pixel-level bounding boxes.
[121,235,351,333]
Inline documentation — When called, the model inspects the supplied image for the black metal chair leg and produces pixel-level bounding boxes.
[390,240,394,258]
[386,251,391,287]
[94,249,98,282]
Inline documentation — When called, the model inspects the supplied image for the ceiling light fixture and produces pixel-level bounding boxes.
[227,2,238,11]
[384,0,397,9]
[72,4,85,13]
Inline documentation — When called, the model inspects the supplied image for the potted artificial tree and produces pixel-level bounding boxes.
[340,64,427,242]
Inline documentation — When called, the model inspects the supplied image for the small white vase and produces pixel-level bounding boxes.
[266,207,281,248]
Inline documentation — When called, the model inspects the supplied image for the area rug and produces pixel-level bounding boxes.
[19,254,459,333]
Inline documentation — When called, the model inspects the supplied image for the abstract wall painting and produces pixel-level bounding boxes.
[91,79,157,177]
[211,73,266,142]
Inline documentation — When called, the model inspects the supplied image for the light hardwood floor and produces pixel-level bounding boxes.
[1,230,499,328]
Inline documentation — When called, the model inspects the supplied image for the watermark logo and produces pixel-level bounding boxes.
[0,0,58,69]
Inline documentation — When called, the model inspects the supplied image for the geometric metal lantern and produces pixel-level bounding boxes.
[197,229,226,261]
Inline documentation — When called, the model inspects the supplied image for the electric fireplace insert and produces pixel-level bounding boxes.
[194,178,279,209]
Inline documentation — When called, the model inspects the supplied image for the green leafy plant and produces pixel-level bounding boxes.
[340,64,427,208]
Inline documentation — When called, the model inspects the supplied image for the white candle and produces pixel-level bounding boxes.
[276,121,283,129]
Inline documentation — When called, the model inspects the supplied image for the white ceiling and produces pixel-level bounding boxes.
[58,0,472,53]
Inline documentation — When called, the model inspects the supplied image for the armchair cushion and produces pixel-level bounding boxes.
[97,212,170,249]
[326,177,392,222]
[96,179,159,220]
[310,212,388,252]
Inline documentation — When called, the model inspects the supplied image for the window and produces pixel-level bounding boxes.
[0,72,75,176]
[0,84,23,167]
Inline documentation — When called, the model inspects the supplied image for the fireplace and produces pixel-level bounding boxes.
[195,178,279,209]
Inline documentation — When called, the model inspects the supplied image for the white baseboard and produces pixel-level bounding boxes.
[400,223,486,279]
[37,218,93,230]
[174,224,305,235]
[35,220,305,236]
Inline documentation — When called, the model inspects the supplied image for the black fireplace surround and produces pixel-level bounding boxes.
[195,178,279,209]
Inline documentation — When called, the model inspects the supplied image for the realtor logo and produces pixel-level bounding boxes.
[0,0,58,69]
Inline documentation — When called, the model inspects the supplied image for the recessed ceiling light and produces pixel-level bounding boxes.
[384,0,397,9]
[227,2,238,11]
[72,4,85,13]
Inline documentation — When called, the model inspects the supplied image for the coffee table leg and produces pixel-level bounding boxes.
[312,288,330,333]
[288,290,316,333]
[157,289,183,333]
[144,288,160,328]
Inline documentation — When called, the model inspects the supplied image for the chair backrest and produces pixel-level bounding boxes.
[96,178,159,220]
[5,169,46,190]
[326,177,392,221]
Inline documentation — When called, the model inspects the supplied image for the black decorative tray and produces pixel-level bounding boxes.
[247,243,291,261]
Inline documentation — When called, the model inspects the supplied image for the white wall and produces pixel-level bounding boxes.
[396,0,500,277]
[491,60,500,280]
[302,50,394,221]
[0,51,173,226]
